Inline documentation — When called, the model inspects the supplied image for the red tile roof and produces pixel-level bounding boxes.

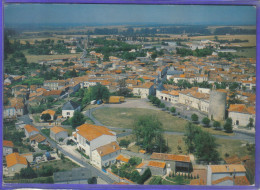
[6,152,27,168]
[151,153,190,162]
[3,140,14,148]
[147,161,166,168]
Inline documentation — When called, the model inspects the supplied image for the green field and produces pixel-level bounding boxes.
[92,107,233,136]
[232,47,256,58]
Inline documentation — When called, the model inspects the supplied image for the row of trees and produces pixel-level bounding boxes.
[176,47,213,57]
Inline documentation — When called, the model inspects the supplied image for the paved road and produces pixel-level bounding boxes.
[17,115,115,184]
[35,125,115,184]
[85,99,255,143]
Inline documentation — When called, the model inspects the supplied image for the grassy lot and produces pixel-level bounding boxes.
[92,107,233,136]
[23,52,82,63]
[4,176,54,184]
[216,138,250,159]
[232,47,256,58]
[33,114,40,123]
[36,158,79,171]
[118,133,251,160]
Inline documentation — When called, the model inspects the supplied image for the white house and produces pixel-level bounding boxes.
[50,126,68,141]
[207,164,249,186]
[3,140,14,156]
[24,124,39,138]
[156,90,179,104]
[62,100,81,118]
[6,152,28,174]
[76,124,117,160]
[91,141,121,169]
[179,88,210,113]
[228,104,255,127]
[132,82,155,98]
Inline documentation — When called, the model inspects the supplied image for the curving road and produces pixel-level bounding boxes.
[84,99,255,143]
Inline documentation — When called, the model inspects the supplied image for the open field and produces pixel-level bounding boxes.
[36,158,79,171]
[118,133,251,160]
[92,107,233,136]
[232,47,256,58]
[24,52,82,63]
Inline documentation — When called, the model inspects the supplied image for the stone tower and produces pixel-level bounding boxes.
[208,90,227,121]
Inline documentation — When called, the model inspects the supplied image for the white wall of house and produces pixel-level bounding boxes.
[179,93,209,113]
[76,134,117,159]
[51,131,68,141]
[4,108,16,118]
[25,130,39,138]
[228,112,255,127]
[8,164,27,174]
[156,90,179,104]
[207,166,246,185]
[3,146,13,156]
[91,149,120,169]
[133,87,154,98]
[62,107,80,118]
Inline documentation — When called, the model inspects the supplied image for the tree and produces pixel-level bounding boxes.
[191,114,198,123]
[202,117,210,127]
[159,103,165,108]
[213,121,221,130]
[82,84,110,104]
[88,177,97,184]
[193,130,220,164]
[137,168,151,184]
[70,111,86,128]
[224,118,233,133]
[117,79,131,97]
[129,157,142,166]
[130,170,141,182]
[183,123,200,153]
[133,115,168,153]
[41,113,51,122]
[247,118,254,129]
[20,166,37,179]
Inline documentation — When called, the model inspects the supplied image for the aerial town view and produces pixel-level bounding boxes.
[2,4,256,187]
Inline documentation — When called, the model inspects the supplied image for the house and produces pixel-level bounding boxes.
[132,82,155,98]
[50,126,68,141]
[24,124,39,138]
[6,152,28,174]
[179,88,210,113]
[3,140,14,156]
[43,80,67,90]
[20,153,34,163]
[150,153,192,173]
[116,154,129,164]
[156,90,179,104]
[228,104,255,127]
[40,109,56,121]
[54,168,94,184]
[91,141,121,169]
[207,164,248,186]
[76,124,117,159]
[30,134,47,147]
[62,100,81,118]
[43,90,65,98]
[136,162,147,175]
[147,161,166,176]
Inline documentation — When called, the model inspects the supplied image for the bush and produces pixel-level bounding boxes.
[159,103,165,108]
[224,118,233,133]
[170,107,176,113]
[20,166,37,179]
[130,170,140,182]
[191,114,198,123]
[119,139,130,148]
[137,168,151,184]
[202,117,210,127]
[38,144,52,151]
[213,121,221,130]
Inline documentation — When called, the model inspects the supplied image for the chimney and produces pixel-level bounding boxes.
[226,166,229,171]
[100,151,102,155]
[113,145,116,150]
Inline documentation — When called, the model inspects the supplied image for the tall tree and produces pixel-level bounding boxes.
[70,111,86,128]
[133,115,168,153]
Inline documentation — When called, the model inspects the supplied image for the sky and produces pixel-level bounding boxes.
[4,4,256,26]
